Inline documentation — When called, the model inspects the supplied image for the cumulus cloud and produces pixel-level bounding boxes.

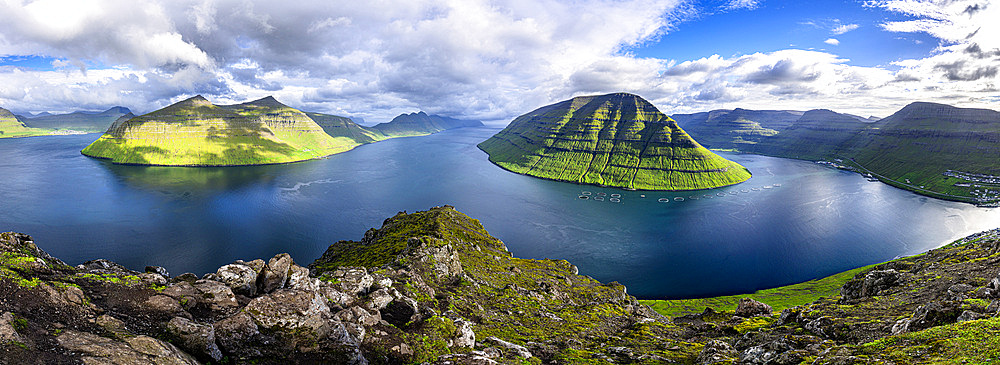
[0,0,685,121]
[0,0,997,122]
[824,38,841,45]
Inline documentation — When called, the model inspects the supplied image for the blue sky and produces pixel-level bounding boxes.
[637,0,939,68]
[0,0,996,121]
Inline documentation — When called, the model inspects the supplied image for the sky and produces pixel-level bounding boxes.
[0,0,997,123]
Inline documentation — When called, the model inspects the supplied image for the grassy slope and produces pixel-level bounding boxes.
[678,103,1000,204]
[0,108,54,138]
[82,96,357,166]
[640,263,879,318]
[478,93,751,190]
[844,103,1000,203]
[306,112,387,144]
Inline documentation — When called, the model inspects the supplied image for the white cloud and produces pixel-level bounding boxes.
[831,23,859,34]
[0,0,996,123]
[722,0,761,11]
[0,0,685,121]
[824,38,841,45]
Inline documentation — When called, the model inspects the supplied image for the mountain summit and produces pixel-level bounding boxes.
[478,93,751,190]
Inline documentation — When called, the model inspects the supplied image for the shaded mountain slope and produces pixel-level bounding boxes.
[478,93,751,190]
[20,107,132,132]
[370,112,483,138]
[306,112,385,144]
[2,207,999,364]
[843,102,1000,202]
[672,108,802,149]
[674,102,1000,205]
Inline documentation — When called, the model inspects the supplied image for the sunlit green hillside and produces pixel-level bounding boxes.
[81,96,354,166]
[478,93,751,190]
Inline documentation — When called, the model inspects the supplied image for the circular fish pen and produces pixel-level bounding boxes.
[689,196,699,200]
[582,191,592,195]
[594,196,605,201]
[717,193,726,197]
[774,183,782,187]
[610,193,622,198]
[578,195,589,200]
[658,198,669,203]
[597,192,607,197]
[674,197,685,201]
[609,198,621,203]
[751,188,760,191]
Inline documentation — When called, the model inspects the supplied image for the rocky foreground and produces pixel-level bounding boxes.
[1,206,999,364]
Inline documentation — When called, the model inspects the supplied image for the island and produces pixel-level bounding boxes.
[80,96,483,166]
[478,92,751,190]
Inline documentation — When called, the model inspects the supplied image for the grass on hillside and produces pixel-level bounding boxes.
[640,263,879,318]
[479,94,751,191]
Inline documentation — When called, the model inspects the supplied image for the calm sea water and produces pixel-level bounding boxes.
[2,128,999,298]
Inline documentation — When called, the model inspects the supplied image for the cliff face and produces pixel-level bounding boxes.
[478,93,751,190]
[2,207,999,364]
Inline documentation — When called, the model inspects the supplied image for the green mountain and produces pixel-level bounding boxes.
[3,207,998,363]
[305,112,385,144]
[82,96,358,166]
[0,107,30,136]
[370,111,483,137]
[20,107,132,132]
[478,92,751,190]
[844,102,1000,202]
[676,102,1000,205]
[672,108,802,149]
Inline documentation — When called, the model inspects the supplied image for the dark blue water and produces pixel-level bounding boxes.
[2,128,999,298]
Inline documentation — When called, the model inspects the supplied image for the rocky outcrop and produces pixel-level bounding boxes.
[3,209,1000,364]
[0,207,686,364]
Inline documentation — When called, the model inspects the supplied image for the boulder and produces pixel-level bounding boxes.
[697,339,737,364]
[257,253,293,294]
[957,310,985,322]
[453,319,476,348]
[77,259,134,274]
[171,273,200,284]
[381,298,419,328]
[905,301,962,332]
[484,337,532,359]
[0,312,27,348]
[214,312,262,357]
[216,263,259,297]
[287,264,318,292]
[96,314,129,340]
[57,330,199,365]
[166,316,222,362]
[840,269,904,302]
[145,266,170,277]
[735,298,772,318]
